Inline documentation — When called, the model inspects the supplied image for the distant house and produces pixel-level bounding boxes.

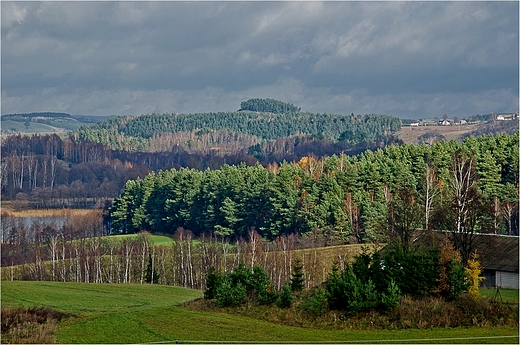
[410,122,420,127]
[421,119,437,126]
[496,114,517,121]
[473,234,519,289]
[411,231,519,289]
[439,119,451,126]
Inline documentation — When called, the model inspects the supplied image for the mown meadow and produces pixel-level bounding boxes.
[1,280,518,344]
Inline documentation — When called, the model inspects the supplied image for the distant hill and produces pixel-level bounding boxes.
[239,98,300,113]
[2,112,73,119]
[73,98,402,153]
[71,114,119,123]
[398,119,519,145]
[1,112,112,135]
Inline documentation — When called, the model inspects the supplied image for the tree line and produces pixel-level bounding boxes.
[239,98,301,113]
[75,102,401,150]
[2,226,354,292]
[110,133,519,256]
[1,130,400,204]
[202,241,470,313]
[0,134,151,203]
[3,215,512,328]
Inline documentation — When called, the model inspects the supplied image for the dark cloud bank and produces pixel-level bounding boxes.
[1,1,518,119]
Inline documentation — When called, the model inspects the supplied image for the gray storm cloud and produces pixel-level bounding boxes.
[1,1,518,119]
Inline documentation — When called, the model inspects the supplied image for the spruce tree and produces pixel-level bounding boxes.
[290,259,305,292]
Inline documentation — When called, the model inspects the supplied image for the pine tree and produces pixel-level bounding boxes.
[277,282,293,308]
[204,266,223,300]
[290,258,305,292]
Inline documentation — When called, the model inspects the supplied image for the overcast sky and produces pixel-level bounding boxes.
[1,1,518,119]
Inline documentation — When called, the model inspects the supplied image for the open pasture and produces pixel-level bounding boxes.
[480,288,519,305]
[108,233,176,246]
[397,124,481,144]
[1,281,518,344]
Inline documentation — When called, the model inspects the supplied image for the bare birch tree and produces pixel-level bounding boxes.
[424,165,439,231]
[449,152,489,264]
[122,238,135,284]
[451,153,476,234]
[138,233,150,284]
[49,234,59,281]
[502,200,518,236]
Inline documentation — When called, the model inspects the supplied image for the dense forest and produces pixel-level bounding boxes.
[5,132,515,291]
[0,99,403,205]
[239,98,301,113]
[1,100,518,240]
[1,100,518,317]
[74,99,401,153]
[110,133,519,249]
[0,133,400,205]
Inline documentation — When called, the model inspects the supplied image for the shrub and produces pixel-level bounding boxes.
[434,239,468,299]
[379,245,440,298]
[447,255,468,299]
[381,279,401,313]
[362,279,380,311]
[215,278,247,307]
[277,282,293,308]
[325,263,347,310]
[251,265,277,305]
[205,262,276,307]
[302,286,328,317]
[1,306,66,344]
[229,262,251,290]
[204,266,223,300]
[323,246,442,316]
[465,255,484,300]
[352,251,372,282]
[326,263,392,315]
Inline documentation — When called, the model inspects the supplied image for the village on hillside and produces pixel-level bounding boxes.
[407,112,518,127]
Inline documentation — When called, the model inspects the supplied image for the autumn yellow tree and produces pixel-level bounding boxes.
[465,253,484,299]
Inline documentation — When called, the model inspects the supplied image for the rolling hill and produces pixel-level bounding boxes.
[1,112,115,135]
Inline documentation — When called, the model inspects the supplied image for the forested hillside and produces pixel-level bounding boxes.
[239,98,301,113]
[110,133,519,244]
[1,131,395,205]
[74,98,401,153]
[1,112,84,134]
[1,99,404,204]
[2,99,517,223]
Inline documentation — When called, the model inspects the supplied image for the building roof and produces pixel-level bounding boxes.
[473,234,519,273]
[412,230,519,273]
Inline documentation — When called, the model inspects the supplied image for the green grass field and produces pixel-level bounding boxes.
[1,281,518,344]
[109,233,176,246]
[480,288,519,305]
[1,120,65,134]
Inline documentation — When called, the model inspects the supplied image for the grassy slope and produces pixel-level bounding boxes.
[1,118,85,134]
[1,281,518,344]
[397,124,482,144]
[1,119,65,134]
[480,288,520,305]
[109,233,175,246]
